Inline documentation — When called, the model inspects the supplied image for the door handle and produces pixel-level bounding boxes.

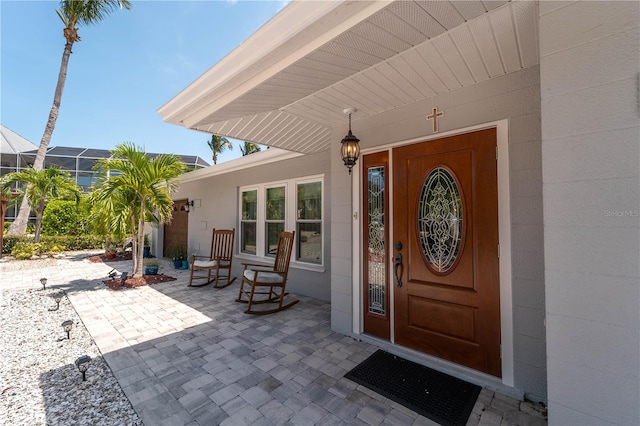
[394,253,403,288]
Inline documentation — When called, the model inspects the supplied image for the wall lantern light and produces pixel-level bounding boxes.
[340,107,360,175]
[181,200,194,213]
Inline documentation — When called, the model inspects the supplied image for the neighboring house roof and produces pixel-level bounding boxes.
[158,0,537,155]
[0,124,38,154]
[18,145,210,167]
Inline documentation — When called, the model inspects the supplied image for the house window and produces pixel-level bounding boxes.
[296,181,321,264]
[241,189,257,254]
[239,175,323,265]
[265,186,285,256]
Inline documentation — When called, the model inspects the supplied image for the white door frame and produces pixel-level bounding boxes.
[351,119,514,387]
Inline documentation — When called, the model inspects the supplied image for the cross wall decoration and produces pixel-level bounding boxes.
[427,107,444,133]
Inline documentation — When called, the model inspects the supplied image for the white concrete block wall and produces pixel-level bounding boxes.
[539,1,640,424]
[330,146,356,334]
[172,151,333,301]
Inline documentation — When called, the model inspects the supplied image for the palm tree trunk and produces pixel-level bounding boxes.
[130,215,138,276]
[34,212,43,243]
[7,39,74,236]
[135,218,145,278]
[133,202,146,278]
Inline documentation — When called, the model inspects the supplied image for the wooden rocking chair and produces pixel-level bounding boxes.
[236,230,298,314]
[188,228,237,288]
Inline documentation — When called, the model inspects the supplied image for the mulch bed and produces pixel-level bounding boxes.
[102,274,176,291]
[88,252,134,263]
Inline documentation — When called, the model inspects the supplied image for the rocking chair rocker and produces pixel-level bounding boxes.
[236,230,298,315]
[188,228,237,288]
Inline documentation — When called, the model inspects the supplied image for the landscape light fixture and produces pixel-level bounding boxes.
[62,320,73,339]
[181,200,194,213]
[75,355,91,381]
[40,278,47,290]
[340,107,360,175]
[51,292,63,311]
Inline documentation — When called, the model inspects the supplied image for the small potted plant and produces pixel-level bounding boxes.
[144,259,161,275]
[105,239,118,259]
[169,243,186,269]
[143,234,151,258]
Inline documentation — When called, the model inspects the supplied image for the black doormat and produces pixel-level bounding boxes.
[344,350,480,426]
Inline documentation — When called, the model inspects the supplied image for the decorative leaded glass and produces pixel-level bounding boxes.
[367,166,385,315]
[418,167,463,273]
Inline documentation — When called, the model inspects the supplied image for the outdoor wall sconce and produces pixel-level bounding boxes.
[340,107,360,175]
[181,200,194,212]
[75,355,91,381]
[40,278,47,290]
[62,320,73,339]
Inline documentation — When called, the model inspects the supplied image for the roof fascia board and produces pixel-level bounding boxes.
[159,1,391,129]
[178,148,303,183]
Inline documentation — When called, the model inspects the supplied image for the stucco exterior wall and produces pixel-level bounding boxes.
[331,66,546,401]
[539,1,640,424]
[173,150,332,302]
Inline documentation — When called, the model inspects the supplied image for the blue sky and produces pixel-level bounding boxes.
[1,0,286,165]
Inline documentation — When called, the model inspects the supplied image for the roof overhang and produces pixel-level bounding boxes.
[159,0,538,154]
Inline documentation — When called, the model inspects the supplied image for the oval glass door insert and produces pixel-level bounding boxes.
[418,167,464,273]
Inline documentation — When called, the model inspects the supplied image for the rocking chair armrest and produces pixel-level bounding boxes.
[191,255,210,261]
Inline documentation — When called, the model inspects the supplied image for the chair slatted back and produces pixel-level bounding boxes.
[210,229,235,262]
[273,231,295,274]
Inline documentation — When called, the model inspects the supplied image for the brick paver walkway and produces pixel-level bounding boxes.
[1,254,547,425]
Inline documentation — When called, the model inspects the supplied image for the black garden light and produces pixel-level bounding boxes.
[40,278,47,290]
[52,292,63,310]
[62,320,73,339]
[75,355,91,381]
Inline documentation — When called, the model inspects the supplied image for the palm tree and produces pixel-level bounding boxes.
[240,141,262,156]
[92,143,186,277]
[4,167,81,243]
[8,0,132,236]
[207,135,233,165]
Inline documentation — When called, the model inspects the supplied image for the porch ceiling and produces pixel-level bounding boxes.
[159,0,538,154]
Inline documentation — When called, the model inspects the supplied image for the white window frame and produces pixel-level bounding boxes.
[238,174,324,272]
[239,186,259,255]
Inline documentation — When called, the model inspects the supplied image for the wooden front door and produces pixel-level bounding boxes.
[163,199,189,257]
[392,128,501,377]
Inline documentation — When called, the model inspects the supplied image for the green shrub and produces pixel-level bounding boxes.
[42,199,91,236]
[11,242,36,260]
[2,235,32,254]
[2,234,104,254]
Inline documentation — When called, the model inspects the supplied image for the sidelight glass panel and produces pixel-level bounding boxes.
[367,166,385,315]
[418,167,463,273]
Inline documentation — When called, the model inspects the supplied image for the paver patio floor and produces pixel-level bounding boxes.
[1,254,546,426]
